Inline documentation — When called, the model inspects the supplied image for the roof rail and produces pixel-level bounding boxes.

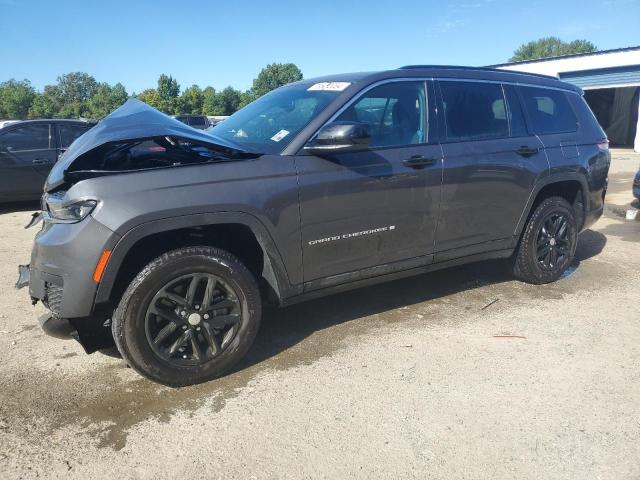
[397,64,558,81]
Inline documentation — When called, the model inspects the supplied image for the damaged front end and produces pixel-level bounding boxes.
[46,98,257,192]
[20,99,259,354]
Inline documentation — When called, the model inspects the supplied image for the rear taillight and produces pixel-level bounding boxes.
[597,139,609,152]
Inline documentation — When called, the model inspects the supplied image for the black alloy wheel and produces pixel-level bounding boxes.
[535,213,572,271]
[512,196,578,284]
[112,246,262,387]
[145,273,242,366]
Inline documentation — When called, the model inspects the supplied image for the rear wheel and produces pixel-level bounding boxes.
[112,246,261,387]
[512,196,578,284]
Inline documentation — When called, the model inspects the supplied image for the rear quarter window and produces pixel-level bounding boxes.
[519,86,578,135]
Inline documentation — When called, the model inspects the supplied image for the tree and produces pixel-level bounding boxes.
[137,88,161,110]
[55,72,98,117]
[177,84,204,115]
[28,85,62,118]
[510,37,597,62]
[0,79,36,119]
[210,87,242,115]
[86,82,128,119]
[156,74,180,114]
[201,86,217,115]
[250,63,303,100]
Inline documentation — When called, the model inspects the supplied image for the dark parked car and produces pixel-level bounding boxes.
[21,66,610,386]
[173,114,210,130]
[634,169,640,200]
[0,119,93,202]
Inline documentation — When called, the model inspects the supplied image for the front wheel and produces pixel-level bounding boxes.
[512,196,578,284]
[112,246,261,387]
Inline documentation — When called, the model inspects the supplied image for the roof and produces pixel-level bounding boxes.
[490,45,640,68]
[298,66,582,93]
[0,118,93,126]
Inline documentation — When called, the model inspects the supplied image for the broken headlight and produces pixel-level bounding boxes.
[45,193,97,223]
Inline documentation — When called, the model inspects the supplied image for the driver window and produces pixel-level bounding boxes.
[336,81,426,148]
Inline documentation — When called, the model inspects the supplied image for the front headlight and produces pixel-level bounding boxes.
[45,193,97,223]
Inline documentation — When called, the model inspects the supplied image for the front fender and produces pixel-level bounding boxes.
[94,211,298,307]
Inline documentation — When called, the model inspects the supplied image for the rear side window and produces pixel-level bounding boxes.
[519,86,578,134]
[0,124,51,151]
[58,124,90,148]
[440,81,508,141]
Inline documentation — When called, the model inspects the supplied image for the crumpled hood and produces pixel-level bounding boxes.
[45,99,244,191]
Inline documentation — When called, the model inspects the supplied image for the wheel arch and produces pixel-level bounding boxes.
[514,173,589,240]
[94,212,296,309]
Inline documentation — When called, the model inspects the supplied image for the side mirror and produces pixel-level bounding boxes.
[304,121,371,155]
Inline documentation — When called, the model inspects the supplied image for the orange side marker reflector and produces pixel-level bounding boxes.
[92,250,112,283]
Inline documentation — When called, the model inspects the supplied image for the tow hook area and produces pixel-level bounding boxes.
[38,314,116,354]
[38,314,76,339]
[16,264,30,289]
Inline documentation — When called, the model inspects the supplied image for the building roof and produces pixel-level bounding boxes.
[490,45,640,68]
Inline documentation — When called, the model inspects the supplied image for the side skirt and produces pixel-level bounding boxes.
[282,248,514,306]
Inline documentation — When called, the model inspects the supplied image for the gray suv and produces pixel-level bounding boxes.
[20,66,610,386]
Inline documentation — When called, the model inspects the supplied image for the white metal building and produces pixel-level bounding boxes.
[493,46,640,152]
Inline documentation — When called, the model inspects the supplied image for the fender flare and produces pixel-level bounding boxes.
[94,211,297,306]
[513,172,590,239]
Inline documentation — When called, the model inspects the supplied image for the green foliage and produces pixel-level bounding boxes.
[250,63,303,99]
[86,82,128,119]
[136,88,161,110]
[209,87,242,116]
[156,74,180,114]
[178,85,204,116]
[0,62,304,120]
[201,86,217,115]
[28,85,62,118]
[56,72,99,117]
[510,37,598,62]
[0,79,36,119]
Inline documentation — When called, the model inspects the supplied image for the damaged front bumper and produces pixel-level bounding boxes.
[17,263,113,352]
[17,213,120,353]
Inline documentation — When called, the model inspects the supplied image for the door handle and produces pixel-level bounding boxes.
[515,146,539,158]
[402,155,437,169]
[32,158,48,165]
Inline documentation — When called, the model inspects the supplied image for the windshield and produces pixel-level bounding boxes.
[208,83,342,154]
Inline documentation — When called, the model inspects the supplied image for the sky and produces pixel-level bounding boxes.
[0,0,639,94]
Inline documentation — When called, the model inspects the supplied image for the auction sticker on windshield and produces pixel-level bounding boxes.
[271,129,290,142]
[307,82,351,91]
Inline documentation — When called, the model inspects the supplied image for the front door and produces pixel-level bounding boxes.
[295,80,443,284]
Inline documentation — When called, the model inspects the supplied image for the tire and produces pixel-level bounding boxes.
[112,246,261,387]
[512,196,578,284]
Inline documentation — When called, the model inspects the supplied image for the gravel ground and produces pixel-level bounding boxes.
[0,150,638,479]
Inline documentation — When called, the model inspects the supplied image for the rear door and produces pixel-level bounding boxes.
[434,80,548,260]
[295,80,443,285]
[0,123,56,200]
[518,85,581,172]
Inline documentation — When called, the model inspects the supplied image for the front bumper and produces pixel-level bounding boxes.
[20,215,121,353]
[28,215,118,318]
